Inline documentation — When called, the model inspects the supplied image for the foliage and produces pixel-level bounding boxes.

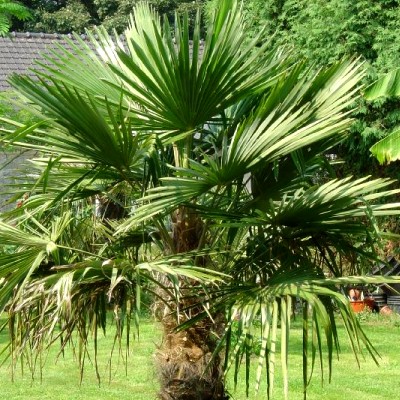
[0,0,31,35]
[98,0,205,35]
[206,0,400,180]
[1,1,400,399]
[13,0,205,33]
[34,0,93,33]
[364,69,400,164]
[289,0,400,179]
[214,0,400,72]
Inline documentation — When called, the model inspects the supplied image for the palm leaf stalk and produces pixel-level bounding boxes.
[1,1,400,399]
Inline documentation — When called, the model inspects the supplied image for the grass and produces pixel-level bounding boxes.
[0,312,399,399]
[229,311,400,399]
[0,318,161,400]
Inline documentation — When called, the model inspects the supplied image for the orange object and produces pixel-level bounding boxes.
[350,300,366,313]
[349,299,374,313]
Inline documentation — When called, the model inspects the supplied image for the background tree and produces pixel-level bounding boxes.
[2,2,400,399]
[97,0,205,34]
[13,0,205,33]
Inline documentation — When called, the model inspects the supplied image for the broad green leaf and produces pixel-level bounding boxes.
[370,129,400,164]
[365,68,400,100]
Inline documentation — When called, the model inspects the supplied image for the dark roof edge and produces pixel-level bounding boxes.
[8,31,204,43]
[9,31,91,40]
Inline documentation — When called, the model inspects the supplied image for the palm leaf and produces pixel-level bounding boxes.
[220,60,363,175]
[28,33,124,104]
[195,268,399,399]
[104,1,292,137]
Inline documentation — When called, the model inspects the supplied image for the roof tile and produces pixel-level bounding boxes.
[0,32,91,91]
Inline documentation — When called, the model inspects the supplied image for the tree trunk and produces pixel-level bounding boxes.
[156,207,229,400]
[156,315,228,400]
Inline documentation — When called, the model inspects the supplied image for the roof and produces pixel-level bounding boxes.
[0,32,91,91]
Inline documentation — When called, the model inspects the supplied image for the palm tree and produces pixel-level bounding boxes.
[0,0,31,35]
[1,1,400,399]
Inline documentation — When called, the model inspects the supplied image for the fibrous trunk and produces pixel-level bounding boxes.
[156,207,228,400]
[156,315,227,400]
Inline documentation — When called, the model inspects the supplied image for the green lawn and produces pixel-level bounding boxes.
[0,320,160,400]
[229,313,400,400]
[0,313,399,399]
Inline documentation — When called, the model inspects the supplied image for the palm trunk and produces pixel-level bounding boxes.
[156,207,228,400]
[157,314,227,400]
